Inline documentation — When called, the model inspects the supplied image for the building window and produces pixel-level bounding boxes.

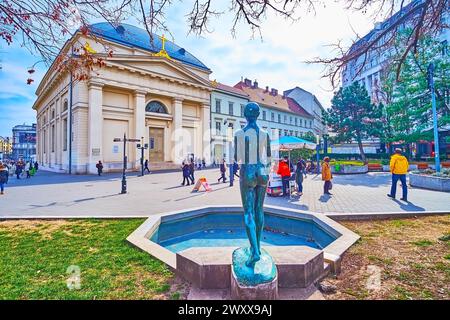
[295,131,298,136]
[284,115,287,123]
[229,102,234,116]
[290,130,293,136]
[284,130,288,136]
[215,121,221,135]
[43,130,46,153]
[295,118,298,126]
[278,114,281,123]
[51,125,55,152]
[300,119,303,127]
[215,99,222,113]
[146,101,168,113]
[51,109,55,119]
[240,104,244,117]
[271,112,275,122]
[290,116,293,125]
[278,129,282,137]
[241,124,245,129]
[63,119,68,151]
[262,110,266,121]
[63,100,68,112]
[310,121,312,128]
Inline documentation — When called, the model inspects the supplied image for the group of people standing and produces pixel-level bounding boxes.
[180,157,208,186]
[0,159,39,195]
[277,156,333,197]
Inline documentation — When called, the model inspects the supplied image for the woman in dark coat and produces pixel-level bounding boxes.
[181,162,191,186]
[295,159,306,195]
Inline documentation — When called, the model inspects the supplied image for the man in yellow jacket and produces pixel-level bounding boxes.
[387,148,409,202]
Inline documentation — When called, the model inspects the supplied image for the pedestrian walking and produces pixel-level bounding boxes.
[232,160,240,179]
[96,161,103,176]
[15,162,23,179]
[277,156,291,197]
[322,157,333,195]
[387,148,409,202]
[218,159,227,183]
[144,159,150,174]
[26,162,31,179]
[34,161,39,171]
[0,161,9,195]
[181,162,191,186]
[189,160,195,184]
[202,158,206,169]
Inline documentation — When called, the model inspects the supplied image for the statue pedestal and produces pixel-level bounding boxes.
[230,247,278,300]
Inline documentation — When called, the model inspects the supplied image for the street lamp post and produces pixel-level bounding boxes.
[427,63,441,173]
[136,137,148,177]
[113,134,141,194]
[227,125,234,187]
[316,134,321,175]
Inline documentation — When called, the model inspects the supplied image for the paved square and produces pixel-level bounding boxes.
[0,169,449,218]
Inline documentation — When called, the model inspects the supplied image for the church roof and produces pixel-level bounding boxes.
[87,22,210,71]
[214,82,249,98]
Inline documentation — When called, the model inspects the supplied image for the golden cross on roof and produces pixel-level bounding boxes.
[153,34,171,60]
[160,34,166,51]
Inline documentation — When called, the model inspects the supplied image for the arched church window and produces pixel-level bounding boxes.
[145,101,168,114]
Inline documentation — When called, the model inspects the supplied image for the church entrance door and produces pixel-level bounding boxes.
[149,127,164,162]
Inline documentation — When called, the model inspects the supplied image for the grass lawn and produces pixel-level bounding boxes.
[322,215,450,300]
[0,219,185,300]
[1,216,449,300]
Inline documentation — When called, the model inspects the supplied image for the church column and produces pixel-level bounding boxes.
[172,97,183,164]
[134,90,146,169]
[87,82,103,174]
[201,103,211,165]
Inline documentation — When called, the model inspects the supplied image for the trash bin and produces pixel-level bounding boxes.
[334,163,341,173]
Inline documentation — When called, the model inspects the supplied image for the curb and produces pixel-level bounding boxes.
[1,210,449,221]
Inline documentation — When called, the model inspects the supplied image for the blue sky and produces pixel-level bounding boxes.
[0,1,381,137]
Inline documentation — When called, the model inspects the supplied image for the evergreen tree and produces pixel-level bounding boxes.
[324,82,384,162]
[382,32,450,146]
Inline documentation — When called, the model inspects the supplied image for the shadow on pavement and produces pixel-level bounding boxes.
[332,172,391,188]
[319,194,332,203]
[392,199,426,212]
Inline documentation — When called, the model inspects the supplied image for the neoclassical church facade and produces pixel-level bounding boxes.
[33,23,212,174]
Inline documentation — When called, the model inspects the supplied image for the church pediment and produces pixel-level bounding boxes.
[106,56,212,89]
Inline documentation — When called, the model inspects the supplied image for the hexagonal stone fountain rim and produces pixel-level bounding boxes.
[126,205,360,273]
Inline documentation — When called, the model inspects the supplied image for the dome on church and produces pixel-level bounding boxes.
[87,22,210,71]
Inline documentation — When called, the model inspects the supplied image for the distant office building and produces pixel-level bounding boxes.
[11,124,36,161]
[342,0,449,103]
[284,87,326,136]
[0,136,12,160]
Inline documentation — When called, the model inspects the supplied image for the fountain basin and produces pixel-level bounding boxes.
[127,205,359,290]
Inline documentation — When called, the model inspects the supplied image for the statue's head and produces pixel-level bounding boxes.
[244,102,260,122]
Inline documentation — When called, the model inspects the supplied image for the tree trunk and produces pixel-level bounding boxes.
[356,134,367,163]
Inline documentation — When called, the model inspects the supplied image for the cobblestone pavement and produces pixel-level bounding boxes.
[1,169,449,218]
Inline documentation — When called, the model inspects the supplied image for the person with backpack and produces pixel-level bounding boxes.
[387,148,409,202]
